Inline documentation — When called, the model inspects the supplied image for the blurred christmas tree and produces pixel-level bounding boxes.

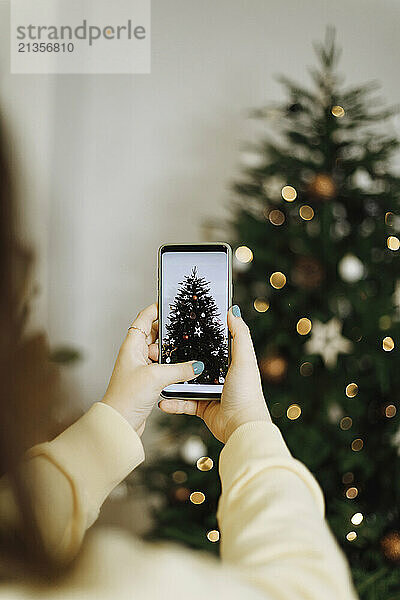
[162,267,228,384]
[138,30,400,599]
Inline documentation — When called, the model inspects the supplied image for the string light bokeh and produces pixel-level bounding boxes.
[340,417,353,430]
[254,298,270,312]
[287,404,302,420]
[299,205,314,220]
[351,438,364,452]
[172,470,187,483]
[270,271,287,289]
[196,457,214,471]
[207,530,220,542]
[296,318,312,335]
[331,105,345,118]
[346,383,359,398]
[235,245,253,263]
[190,491,205,505]
[383,336,395,352]
[281,185,297,202]
[387,236,399,251]
[351,512,364,526]
[269,209,285,225]
[385,404,396,418]
[342,472,354,485]
[346,487,359,500]
[300,362,313,376]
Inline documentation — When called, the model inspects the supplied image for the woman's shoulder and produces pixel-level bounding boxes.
[0,527,265,600]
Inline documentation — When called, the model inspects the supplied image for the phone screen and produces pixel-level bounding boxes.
[160,245,230,396]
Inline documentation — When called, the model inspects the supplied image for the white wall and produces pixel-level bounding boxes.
[1,0,399,414]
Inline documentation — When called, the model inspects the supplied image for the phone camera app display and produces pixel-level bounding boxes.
[161,252,229,389]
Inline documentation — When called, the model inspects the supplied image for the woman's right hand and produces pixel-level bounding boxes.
[159,306,271,443]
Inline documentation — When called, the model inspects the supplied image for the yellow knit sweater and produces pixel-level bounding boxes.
[0,402,358,599]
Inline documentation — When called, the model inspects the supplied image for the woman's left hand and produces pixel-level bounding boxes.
[102,303,203,435]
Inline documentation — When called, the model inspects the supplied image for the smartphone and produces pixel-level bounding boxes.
[158,243,232,400]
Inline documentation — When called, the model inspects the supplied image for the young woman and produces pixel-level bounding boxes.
[0,122,358,598]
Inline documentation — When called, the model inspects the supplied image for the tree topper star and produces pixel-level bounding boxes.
[304,317,353,369]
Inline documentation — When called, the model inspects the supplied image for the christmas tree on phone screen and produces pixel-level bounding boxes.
[162,267,228,384]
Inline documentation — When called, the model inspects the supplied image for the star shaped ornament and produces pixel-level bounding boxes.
[304,318,353,369]
[194,326,202,337]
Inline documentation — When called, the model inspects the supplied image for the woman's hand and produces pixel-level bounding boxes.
[159,306,271,443]
[102,303,204,435]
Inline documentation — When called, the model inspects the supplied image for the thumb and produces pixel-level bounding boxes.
[227,305,258,366]
[153,360,205,389]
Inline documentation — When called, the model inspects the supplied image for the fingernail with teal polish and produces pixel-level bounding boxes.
[192,361,204,375]
[232,305,241,317]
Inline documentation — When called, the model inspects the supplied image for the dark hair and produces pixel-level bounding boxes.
[0,112,67,580]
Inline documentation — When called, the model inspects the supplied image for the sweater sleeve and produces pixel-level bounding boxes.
[19,402,145,561]
[217,421,358,600]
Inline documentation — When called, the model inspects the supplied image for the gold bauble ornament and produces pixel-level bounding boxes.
[309,173,336,200]
[381,531,400,564]
[260,354,288,383]
[174,487,190,502]
[292,256,324,290]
